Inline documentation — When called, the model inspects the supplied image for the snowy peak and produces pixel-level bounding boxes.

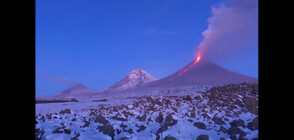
[54,83,97,99]
[102,68,157,92]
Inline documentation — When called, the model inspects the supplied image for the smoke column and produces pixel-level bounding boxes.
[36,71,78,86]
[197,0,258,60]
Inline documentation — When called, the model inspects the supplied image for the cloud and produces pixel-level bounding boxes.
[197,0,258,60]
[36,71,78,86]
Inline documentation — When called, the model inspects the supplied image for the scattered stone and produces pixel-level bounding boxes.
[95,114,109,125]
[242,97,258,114]
[71,132,80,140]
[156,112,164,123]
[230,119,246,128]
[219,126,228,133]
[116,129,122,135]
[194,122,207,129]
[127,128,133,134]
[212,117,225,125]
[60,108,71,115]
[111,113,128,121]
[52,128,63,134]
[64,128,71,134]
[196,134,209,140]
[137,125,146,132]
[97,124,115,140]
[139,113,147,121]
[82,119,90,128]
[35,128,44,140]
[171,107,178,113]
[119,137,129,140]
[164,136,177,140]
[120,123,128,130]
[247,117,258,130]
[219,137,226,140]
[165,114,178,126]
[228,127,246,136]
[184,95,192,101]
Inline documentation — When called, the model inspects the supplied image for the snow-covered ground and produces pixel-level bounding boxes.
[35,83,258,140]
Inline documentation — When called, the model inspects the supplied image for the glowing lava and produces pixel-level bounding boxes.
[178,56,201,76]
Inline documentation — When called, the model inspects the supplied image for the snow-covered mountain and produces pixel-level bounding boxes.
[101,68,157,93]
[53,83,98,99]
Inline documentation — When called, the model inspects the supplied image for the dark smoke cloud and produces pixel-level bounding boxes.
[197,0,258,60]
[36,71,78,86]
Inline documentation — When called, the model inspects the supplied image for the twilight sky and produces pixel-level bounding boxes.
[36,0,258,96]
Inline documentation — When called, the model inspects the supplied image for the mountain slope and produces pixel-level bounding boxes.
[54,83,98,99]
[101,68,157,93]
[143,58,257,88]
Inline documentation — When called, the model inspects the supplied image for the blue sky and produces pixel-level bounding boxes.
[36,0,257,96]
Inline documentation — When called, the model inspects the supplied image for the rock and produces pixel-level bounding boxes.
[196,134,209,140]
[242,97,258,114]
[52,128,63,134]
[164,136,177,140]
[137,125,146,132]
[111,113,128,121]
[156,112,164,123]
[191,112,196,118]
[127,128,133,134]
[235,99,245,108]
[171,107,178,113]
[194,122,207,129]
[184,95,192,101]
[165,114,177,126]
[247,117,258,130]
[97,124,115,140]
[227,127,245,136]
[252,137,258,140]
[219,137,226,140]
[81,119,90,128]
[116,129,122,135]
[194,95,202,100]
[35,128,44,140]
[95,114,109,125]
[212,117,225,125]
[219,126,228,133]
[71,132,80,140]
[59,108,71,115]
[119,137,129,140]
[230,119,246,128]
[147,117,153,122]
[139,113,147,121]
[120,123,128,130]
[71,118,77,121]
[64,129,71,134]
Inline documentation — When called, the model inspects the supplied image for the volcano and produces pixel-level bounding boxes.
[101,68,157,93]
[143,58,257,88]
[53,83,98,99]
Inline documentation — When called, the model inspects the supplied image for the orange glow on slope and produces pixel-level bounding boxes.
[178,55,201,76]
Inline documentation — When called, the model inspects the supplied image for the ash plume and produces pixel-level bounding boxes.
[197,0,258,60]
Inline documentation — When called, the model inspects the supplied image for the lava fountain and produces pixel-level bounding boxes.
[178,54,201,76]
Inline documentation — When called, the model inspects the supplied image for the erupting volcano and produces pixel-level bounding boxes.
[179,55,201,76]
[141,57,257,89]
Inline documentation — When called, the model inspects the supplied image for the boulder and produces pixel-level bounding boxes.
[95,114,109,125]
[97,124,115,140]
[247,117,258,130]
